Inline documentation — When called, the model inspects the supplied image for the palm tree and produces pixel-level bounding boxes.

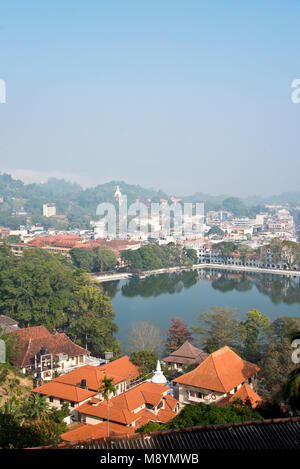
[0,396,22,419]
[98,375,116,437]
[23,393,50,421]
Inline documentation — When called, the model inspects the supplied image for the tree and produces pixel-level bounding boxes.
[164,317,193,354]
[258,317,300,398]
[130,350,158,376]
[282,367,300,411]
[0,249,77,330]
[137,402,262,433]
[0,394,69,448]
[0,248,120,358]
[0,330,19,363]
[6,235,21,243]
[22,393,50,421]
[69,284,120,356]
[98,375,116,437]
[93,246,118,272]
[183,248,198,265]
[191,306,242,353]
[240,309,271,363]
[207,226,225,237]
[128,321,164,353]
[222,197,248,217]
[70,247,95,271]
[281,333,300,411]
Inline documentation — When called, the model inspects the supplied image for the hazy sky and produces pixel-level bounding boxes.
[0,1,300,196]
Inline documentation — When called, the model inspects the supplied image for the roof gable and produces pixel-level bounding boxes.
[173,346,260,393]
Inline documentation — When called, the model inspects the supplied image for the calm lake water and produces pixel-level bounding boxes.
[103,269,300,350]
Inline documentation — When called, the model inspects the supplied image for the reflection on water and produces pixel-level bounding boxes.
[104,269,300,306]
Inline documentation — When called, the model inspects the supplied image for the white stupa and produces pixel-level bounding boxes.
[151,360,167,385]
[114,185,122,202]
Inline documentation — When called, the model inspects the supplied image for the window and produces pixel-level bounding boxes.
[70,402,75,408]
[49,396,53,403]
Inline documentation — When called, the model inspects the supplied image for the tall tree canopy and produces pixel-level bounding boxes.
[164,317,193,354]
[0,248,120,357]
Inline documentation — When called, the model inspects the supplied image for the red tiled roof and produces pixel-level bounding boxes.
[157,409,177,423]
[164,394,178,411]
[28,235,82,249]
[54,357,140,391]
[163,341,208,365]
[61,422,135,442]
[54,365,120,391]
[77,381,177,427]
[109,382,170,412]
[173,346,260,393]
[11,327,89,368]
[229,384,262,408]
[78,401,137,425]
[98,356,140,382]
[32,381,96,403]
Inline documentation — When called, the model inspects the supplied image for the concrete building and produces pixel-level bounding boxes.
[43,203,56,218]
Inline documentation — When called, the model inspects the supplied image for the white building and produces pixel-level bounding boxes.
[43,203,56,218]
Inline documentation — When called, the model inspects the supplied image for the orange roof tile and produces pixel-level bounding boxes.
[54,365,118,391]
[32,381,96,403]
[61,422,135,442]
[229,384,262,408]
[173,346,260,393]
[54,357,140,391]
[76,381,176,427]
[77,401,137,425]
[164,394,178,411]
[108,382,170,412]
[11,328,88,368]
[98,356,140,382]
[157,409,177,423]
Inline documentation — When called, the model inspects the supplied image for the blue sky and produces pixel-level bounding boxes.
[0,0,300,196]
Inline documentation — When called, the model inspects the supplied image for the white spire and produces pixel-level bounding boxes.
[151,360,167,385]
[114,185,122,201]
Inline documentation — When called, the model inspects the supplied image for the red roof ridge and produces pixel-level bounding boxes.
[210,353,227,393]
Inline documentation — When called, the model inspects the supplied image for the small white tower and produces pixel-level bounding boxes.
[151,360,167,385]
[114,185,122,202]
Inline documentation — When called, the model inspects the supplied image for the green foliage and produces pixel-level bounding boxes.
[0,248,120,357]
[183,248,198,265]
[68,284,120,357]
[240,309,271,363]
[0,331,19,363]
[121,244,194,272]
[282,367,300,411]
[207,226,225,237]
[99,375,116,401]
[93,246,118,272]
[6,235,21,243]
[191,306,242,353]
[130,350,159,375]
[0,393,69,448]
[70,247,96,271]
[222,197,248,217]
[136,421,163,433]
[259,317,300,398]
[70,246,118,273]
[137,402,263,433]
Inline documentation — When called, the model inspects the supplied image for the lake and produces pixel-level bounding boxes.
[103,269,300,350]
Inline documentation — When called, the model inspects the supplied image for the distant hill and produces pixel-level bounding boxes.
[0,173,299,230]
